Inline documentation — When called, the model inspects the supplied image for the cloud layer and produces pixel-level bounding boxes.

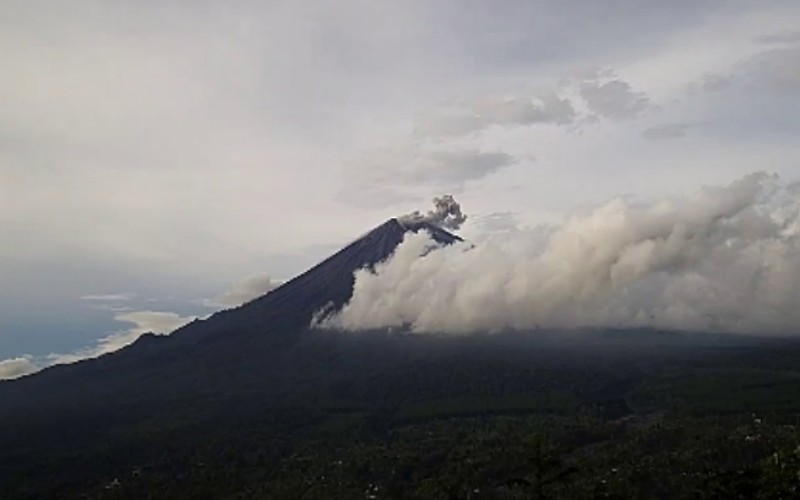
[48,310,196,366]
[0,271,279,380]
[345,71,653,205]
[320,173,800,335]
[205,274,280,308]
[0,310,196,379]
[0,357,37,380]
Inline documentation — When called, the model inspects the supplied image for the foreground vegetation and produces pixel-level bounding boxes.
[3,330,800,499]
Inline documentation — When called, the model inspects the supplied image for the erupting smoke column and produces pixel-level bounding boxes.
[398,194,468,230]
[320,173,800,335]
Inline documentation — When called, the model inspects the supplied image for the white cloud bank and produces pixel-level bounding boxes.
[1,271,282,381]
[318,173,800,335]
[80,293,135,301]
[47,311,196,365]
[0,357,37,380]
[0,310,196,380]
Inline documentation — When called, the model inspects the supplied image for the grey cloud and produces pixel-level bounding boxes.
[406,150,515,185]
[399,195,468,231]
[697,41,800,97]
[758,30,800,45]
[346,146,515,205]
[347,64,654,208]
[473,212,521,234]
[345,65,651,208]
[437,0,731,72]
[336,185,423,210]
[642,123,695,140]
[0,0,404,293]
[88,304,134,313]
[701,73,735,92]
[416,93,577,137]
[579,77,650,120]
[742,47,800,95]
[205,274,281,308]
[80,293,135,301]
[415,69,660,140]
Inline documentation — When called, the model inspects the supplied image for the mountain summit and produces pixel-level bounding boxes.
[246,218,461,327]
[170,218,462,340]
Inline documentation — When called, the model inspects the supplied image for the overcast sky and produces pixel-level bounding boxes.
[2,1,799,376]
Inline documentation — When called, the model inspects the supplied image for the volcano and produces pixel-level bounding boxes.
[6,216,798,500]
[0,218,461,389]
[0,218,466,497]
[180,217,462,338]
[0,221,458,434]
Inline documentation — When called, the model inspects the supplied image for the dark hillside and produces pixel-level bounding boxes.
[2,220,800,499]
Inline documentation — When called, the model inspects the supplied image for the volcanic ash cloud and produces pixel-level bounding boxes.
[398,194,467,230]
[322,173,800,335]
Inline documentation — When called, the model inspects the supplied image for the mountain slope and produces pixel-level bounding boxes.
[0,218,464,498]
[178,217,461,338]
[0,218,460,405]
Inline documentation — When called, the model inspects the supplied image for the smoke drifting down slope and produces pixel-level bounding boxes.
[320,173,800,334]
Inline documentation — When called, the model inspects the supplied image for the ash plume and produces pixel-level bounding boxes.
[398,195,468,231]
[320,173,800,335]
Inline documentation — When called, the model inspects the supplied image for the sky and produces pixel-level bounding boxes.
[2,1,800,378]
